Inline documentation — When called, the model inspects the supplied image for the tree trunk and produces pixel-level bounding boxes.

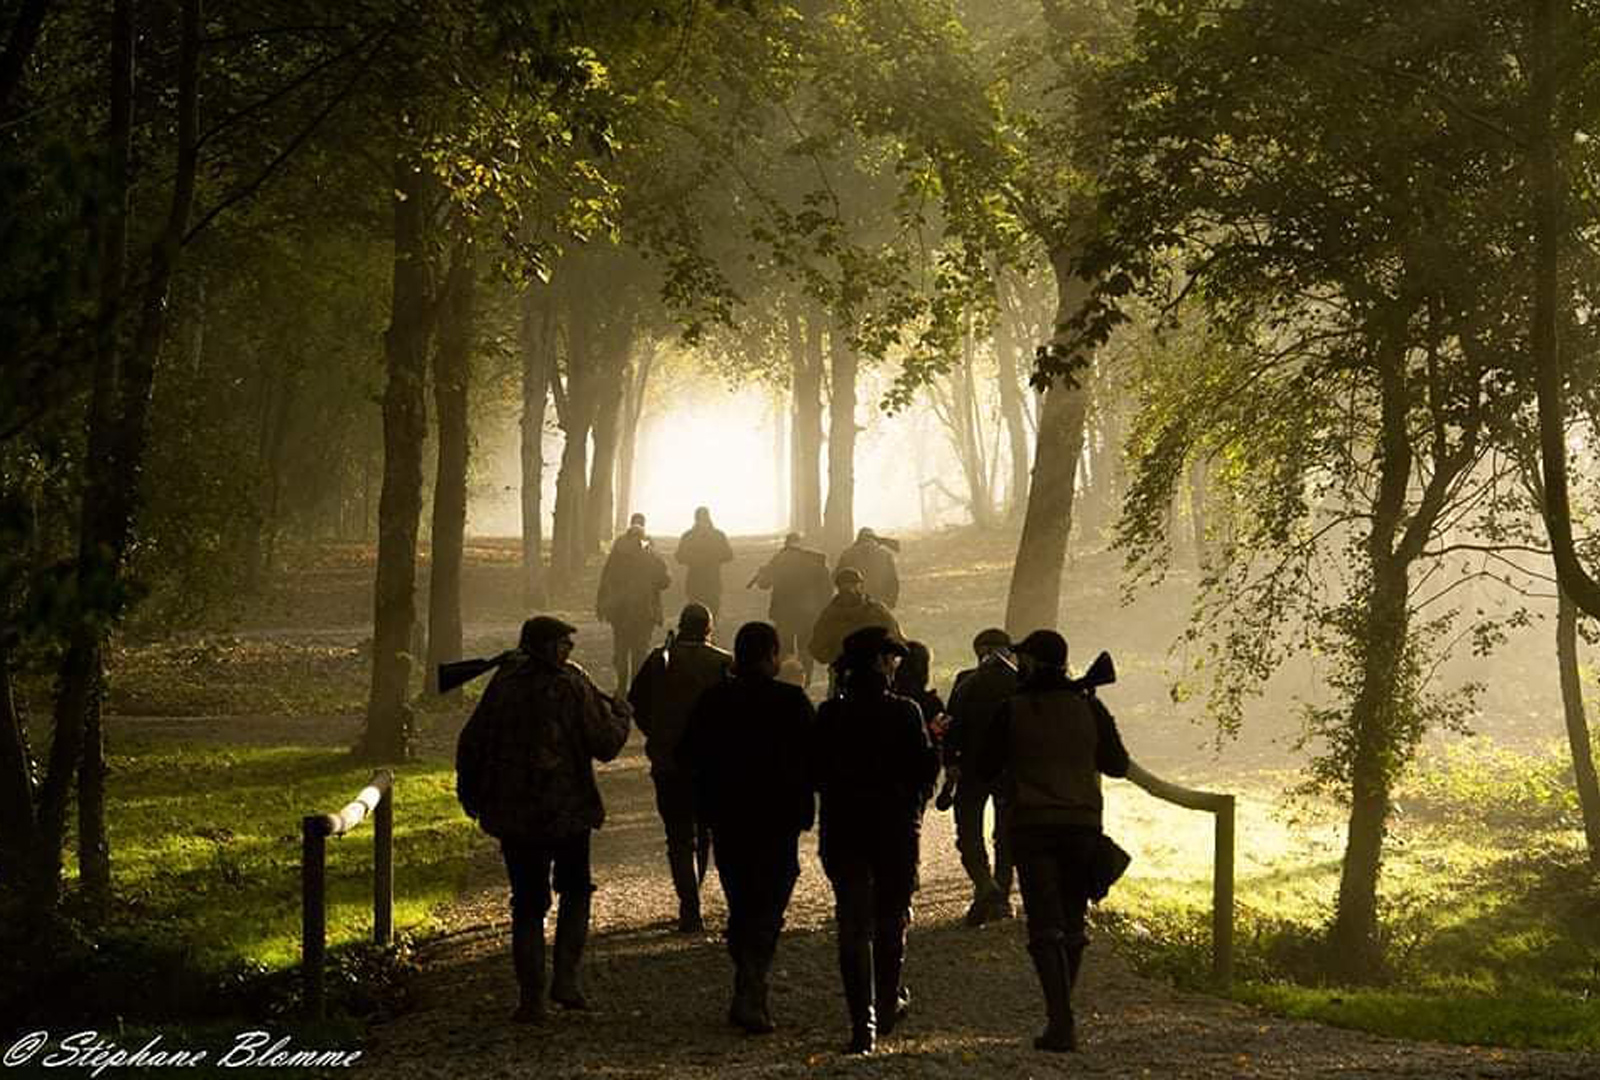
[1330,312,1418,978]
[1530,0,1600,617]
[77,693,109,908]
[40,0,200,911]
[1188,456,1209,567]
[1004,249,1091,637]
[822,326,858,550]
[519,286,553,607]
[773,384,788,532]
[1330,557,1409,978]
[359,147,434,763]
[615,342,653,535]
[0,647,37,886]
[425,236,475,696]
[790,308,824,538]
[1557,589,1600,864]
[588,350,627,552]
[552,296,595,584]
[995,310,1032,521]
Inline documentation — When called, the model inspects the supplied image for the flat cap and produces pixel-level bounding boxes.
[972,627,1011,651]
[833,566,865,587]
[520,615,578,650]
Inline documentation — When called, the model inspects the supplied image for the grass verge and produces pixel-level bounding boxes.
[1096,741,1600,1050]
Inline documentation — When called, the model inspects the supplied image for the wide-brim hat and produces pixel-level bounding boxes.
[841,625,910,660]
[1014,629,1068,667]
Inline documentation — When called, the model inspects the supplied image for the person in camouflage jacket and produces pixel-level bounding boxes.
[456,616,632,1023]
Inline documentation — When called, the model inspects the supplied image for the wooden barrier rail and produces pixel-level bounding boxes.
[301,769,394,1018]
[1122,760,1235,986]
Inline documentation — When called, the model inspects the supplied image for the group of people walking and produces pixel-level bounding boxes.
[455,513,1131,1056]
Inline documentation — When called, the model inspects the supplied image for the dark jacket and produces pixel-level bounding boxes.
[455,656,630,841]
[753,544,833,628]
[597,533,671,628]
[812,672,939,859]
[628,636,733,775]
[680,672,816,838]
[808,593,901,665]
[675,524,734,605]
[974,670,1129,830]
[836,538,899,608]
[945,655,1019,769]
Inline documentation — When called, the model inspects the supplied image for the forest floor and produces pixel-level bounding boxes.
[38,525,1600,1075]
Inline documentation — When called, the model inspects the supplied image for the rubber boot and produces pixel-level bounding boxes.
[510,921,546,1024]
[874,919,910,1036]
[749,930,778,1034]
[729,940,771,1030]
[668,845,703,932]
[550,890,591,1010]
[1027,939,1076,1052]
[839,941,876,1055]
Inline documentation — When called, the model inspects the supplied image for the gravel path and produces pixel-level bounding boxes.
[361,745,1597,1079]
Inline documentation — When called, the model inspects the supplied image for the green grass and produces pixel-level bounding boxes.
[1094,743,1600,1050]
[2,739,487,1029]
[95,741,482,971]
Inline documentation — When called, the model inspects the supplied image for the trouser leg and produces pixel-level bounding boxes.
[653,772,702,931]
[500,838,554,1023]
[954,784,998,923]
[993,795,1015,906]
[830,860,876,1054]
[549,832,594,1009]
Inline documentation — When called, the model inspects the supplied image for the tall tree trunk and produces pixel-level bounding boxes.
[1330,313,1419,978]
[1188,456,1209,567]
[45,0,201,910]
[552,295,594,584]
[790,308,824,538]
[587,327,630,553]
[359,146,434,763]
[519,286,553,607]
[425,237,475,696]
[1557,589,1600,865]
[822,326,858,550]
[995,310,1032,522]
[773,383,788,532]
[1330,555,1411,979]
[1004,248,1091,637]
[0,647,37,885]
[1530,0,1600,617]
[615,342,653,535]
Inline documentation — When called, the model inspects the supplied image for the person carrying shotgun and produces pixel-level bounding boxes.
[971,630,1129,1054]
[454,616,632,1024]
[627,602,732,932]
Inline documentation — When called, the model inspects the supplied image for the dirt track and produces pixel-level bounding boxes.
[360,743,1596,1079]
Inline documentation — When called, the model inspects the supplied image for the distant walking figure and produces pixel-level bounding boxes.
[813,626,939,1054]
[454,616,632,1023]
[945,628,1020,925]
[835,527,900,609]
[676,506,735,618]
[750,532,833,687]
[973,629,1130,1053]
[808,567,901,676]
[680,621,816,1034]
[628,603,732,932]
[597,513,671,690]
